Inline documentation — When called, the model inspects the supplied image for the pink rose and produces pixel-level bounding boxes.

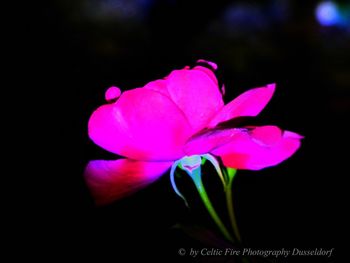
[85,60,302,205]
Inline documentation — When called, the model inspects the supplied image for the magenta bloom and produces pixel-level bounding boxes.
[85,61,302,205]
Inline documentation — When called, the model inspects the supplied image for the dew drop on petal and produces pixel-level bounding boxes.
[105,86,121,102]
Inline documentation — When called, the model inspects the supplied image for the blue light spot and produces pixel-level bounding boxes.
[316,1,341,26]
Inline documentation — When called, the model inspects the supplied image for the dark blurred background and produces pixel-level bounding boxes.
[26,0,348,261]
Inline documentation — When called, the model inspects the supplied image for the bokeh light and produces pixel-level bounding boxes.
[84,0,154,21]
[315,1,341,26]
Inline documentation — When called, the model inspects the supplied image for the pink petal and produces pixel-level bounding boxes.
[184,128,244,156]
[250,125,282,145]
[89,88,193,161]
[165,66,224,131]
[209,84,276,127]
[85,159,172,205]
[212,126,302,170]
[143,79,170,97]
[184,125,283,156]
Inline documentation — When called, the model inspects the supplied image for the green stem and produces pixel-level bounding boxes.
[190,168,234,243]
[225,168,242,242]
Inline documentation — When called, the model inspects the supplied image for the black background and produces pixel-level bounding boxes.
[21,0,346,262]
